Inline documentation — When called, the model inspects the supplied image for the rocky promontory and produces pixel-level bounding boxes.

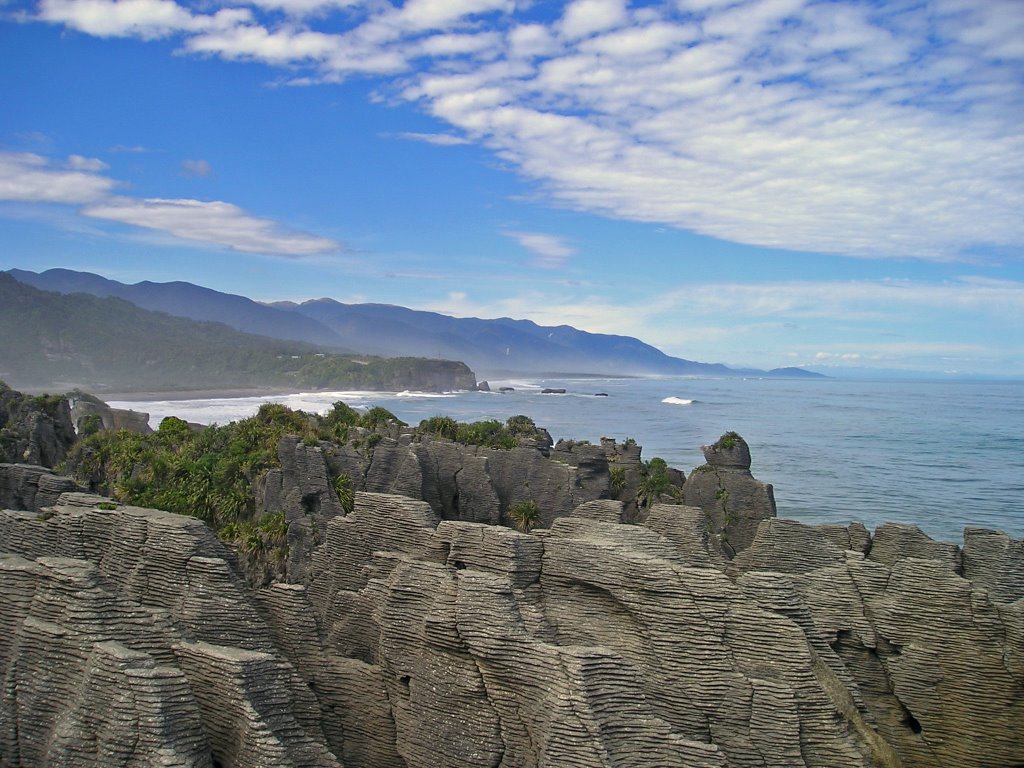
[0,395,1021,767]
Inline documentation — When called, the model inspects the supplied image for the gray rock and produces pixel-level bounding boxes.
[0,463,83,512]
[868,522,961,571]
[68,391,152,435]
[4,431,1021,767]
[0,383,77,467]
[683,433,777,558]
[962,526,1024,603]
[0,499,342,767]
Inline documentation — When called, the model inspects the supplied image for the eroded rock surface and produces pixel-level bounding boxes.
[0,499,340,768]
[683,433,777,557]
[262,431,645,581]
[1,439,1021,767]
[68,391,152,435]
[0,382,77,467]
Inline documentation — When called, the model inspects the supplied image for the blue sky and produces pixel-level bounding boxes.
[1,0,1022,376]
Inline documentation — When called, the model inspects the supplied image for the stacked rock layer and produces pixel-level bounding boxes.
[1,456,1021,767]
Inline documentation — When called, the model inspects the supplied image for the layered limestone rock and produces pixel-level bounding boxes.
[683,432,777,557]
[0,463,82,512]
[0,498,340,768]
[293,492,1022,768]
[2,433,1021,767]
[262,430,643,581]
[0,382,77,467]
[67,391,152,435]
[732,515,1024,768]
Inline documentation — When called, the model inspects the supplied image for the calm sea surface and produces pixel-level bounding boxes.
[111,377,1024,542]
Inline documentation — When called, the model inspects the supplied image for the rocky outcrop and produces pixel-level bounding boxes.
[292,492,1021,768]
[261,431,642,581]
[0,498,340,768]
[0,382,77,467]
[2,431,1020,767]
[67,391,152,435]
[683,432,777,557]
[0,463,83,512]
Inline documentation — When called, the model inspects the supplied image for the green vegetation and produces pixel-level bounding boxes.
[509,500,541,532]
[609,465,626,496]
[636,456,681,508]
[65,401,395,534]
[416,413,539,450]
[717,431,742,450]
[361,406,406,429]
[218,512,290,581]
[333,473,354,513]
[0,273,474,393]
[79,413,102,437]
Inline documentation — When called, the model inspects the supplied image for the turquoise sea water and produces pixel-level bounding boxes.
[111,376,1024,542]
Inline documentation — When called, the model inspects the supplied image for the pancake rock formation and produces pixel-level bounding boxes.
[1,438,1022,766]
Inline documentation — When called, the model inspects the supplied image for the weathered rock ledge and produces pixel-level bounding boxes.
[2,458,1021,767]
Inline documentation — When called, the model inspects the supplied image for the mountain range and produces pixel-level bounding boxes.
[0,273,475,394]
[7,268,822,379]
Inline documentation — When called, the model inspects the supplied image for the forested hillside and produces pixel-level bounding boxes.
[0,273,476,393]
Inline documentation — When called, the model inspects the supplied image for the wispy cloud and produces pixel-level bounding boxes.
[181,158,213,177]
[82,197,342,255]
[31,0,1022,263]
[37,0,251,39]
[503,229,576,268]
[67,154,109,172]
[0,150,341,256]
[675,278,1024,321]
[388,131,471,146]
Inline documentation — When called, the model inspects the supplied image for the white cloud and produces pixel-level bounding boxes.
[503,230,576,268]
[0,151,340,257]
[395,0,514,33]
[82,197,342,255]
[30,0,1024,263]
[67,154,109,172]
[676,278,1024,321]
[242,0,361,17]
[38,0,249,39]
[507,23,561,59]
[559,0,629,40]
[186,24,340,64]
[181,158,213,177]
[0,151,116,204]
[390,131,471,146]
[416,31,502,57]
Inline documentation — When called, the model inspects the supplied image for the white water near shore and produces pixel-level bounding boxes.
[111,376,1024,542]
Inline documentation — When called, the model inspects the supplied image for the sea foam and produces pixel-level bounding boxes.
[661,396,694,405]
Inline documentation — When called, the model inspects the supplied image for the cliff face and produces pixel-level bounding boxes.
[1,460,1021,767]
[258,431,649,583]
[0,383,77,467]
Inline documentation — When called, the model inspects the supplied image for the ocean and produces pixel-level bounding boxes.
[110,376,1024,542]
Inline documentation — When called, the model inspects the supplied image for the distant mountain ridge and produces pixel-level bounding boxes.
[8,268,824,379]
[0,273,476,393]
